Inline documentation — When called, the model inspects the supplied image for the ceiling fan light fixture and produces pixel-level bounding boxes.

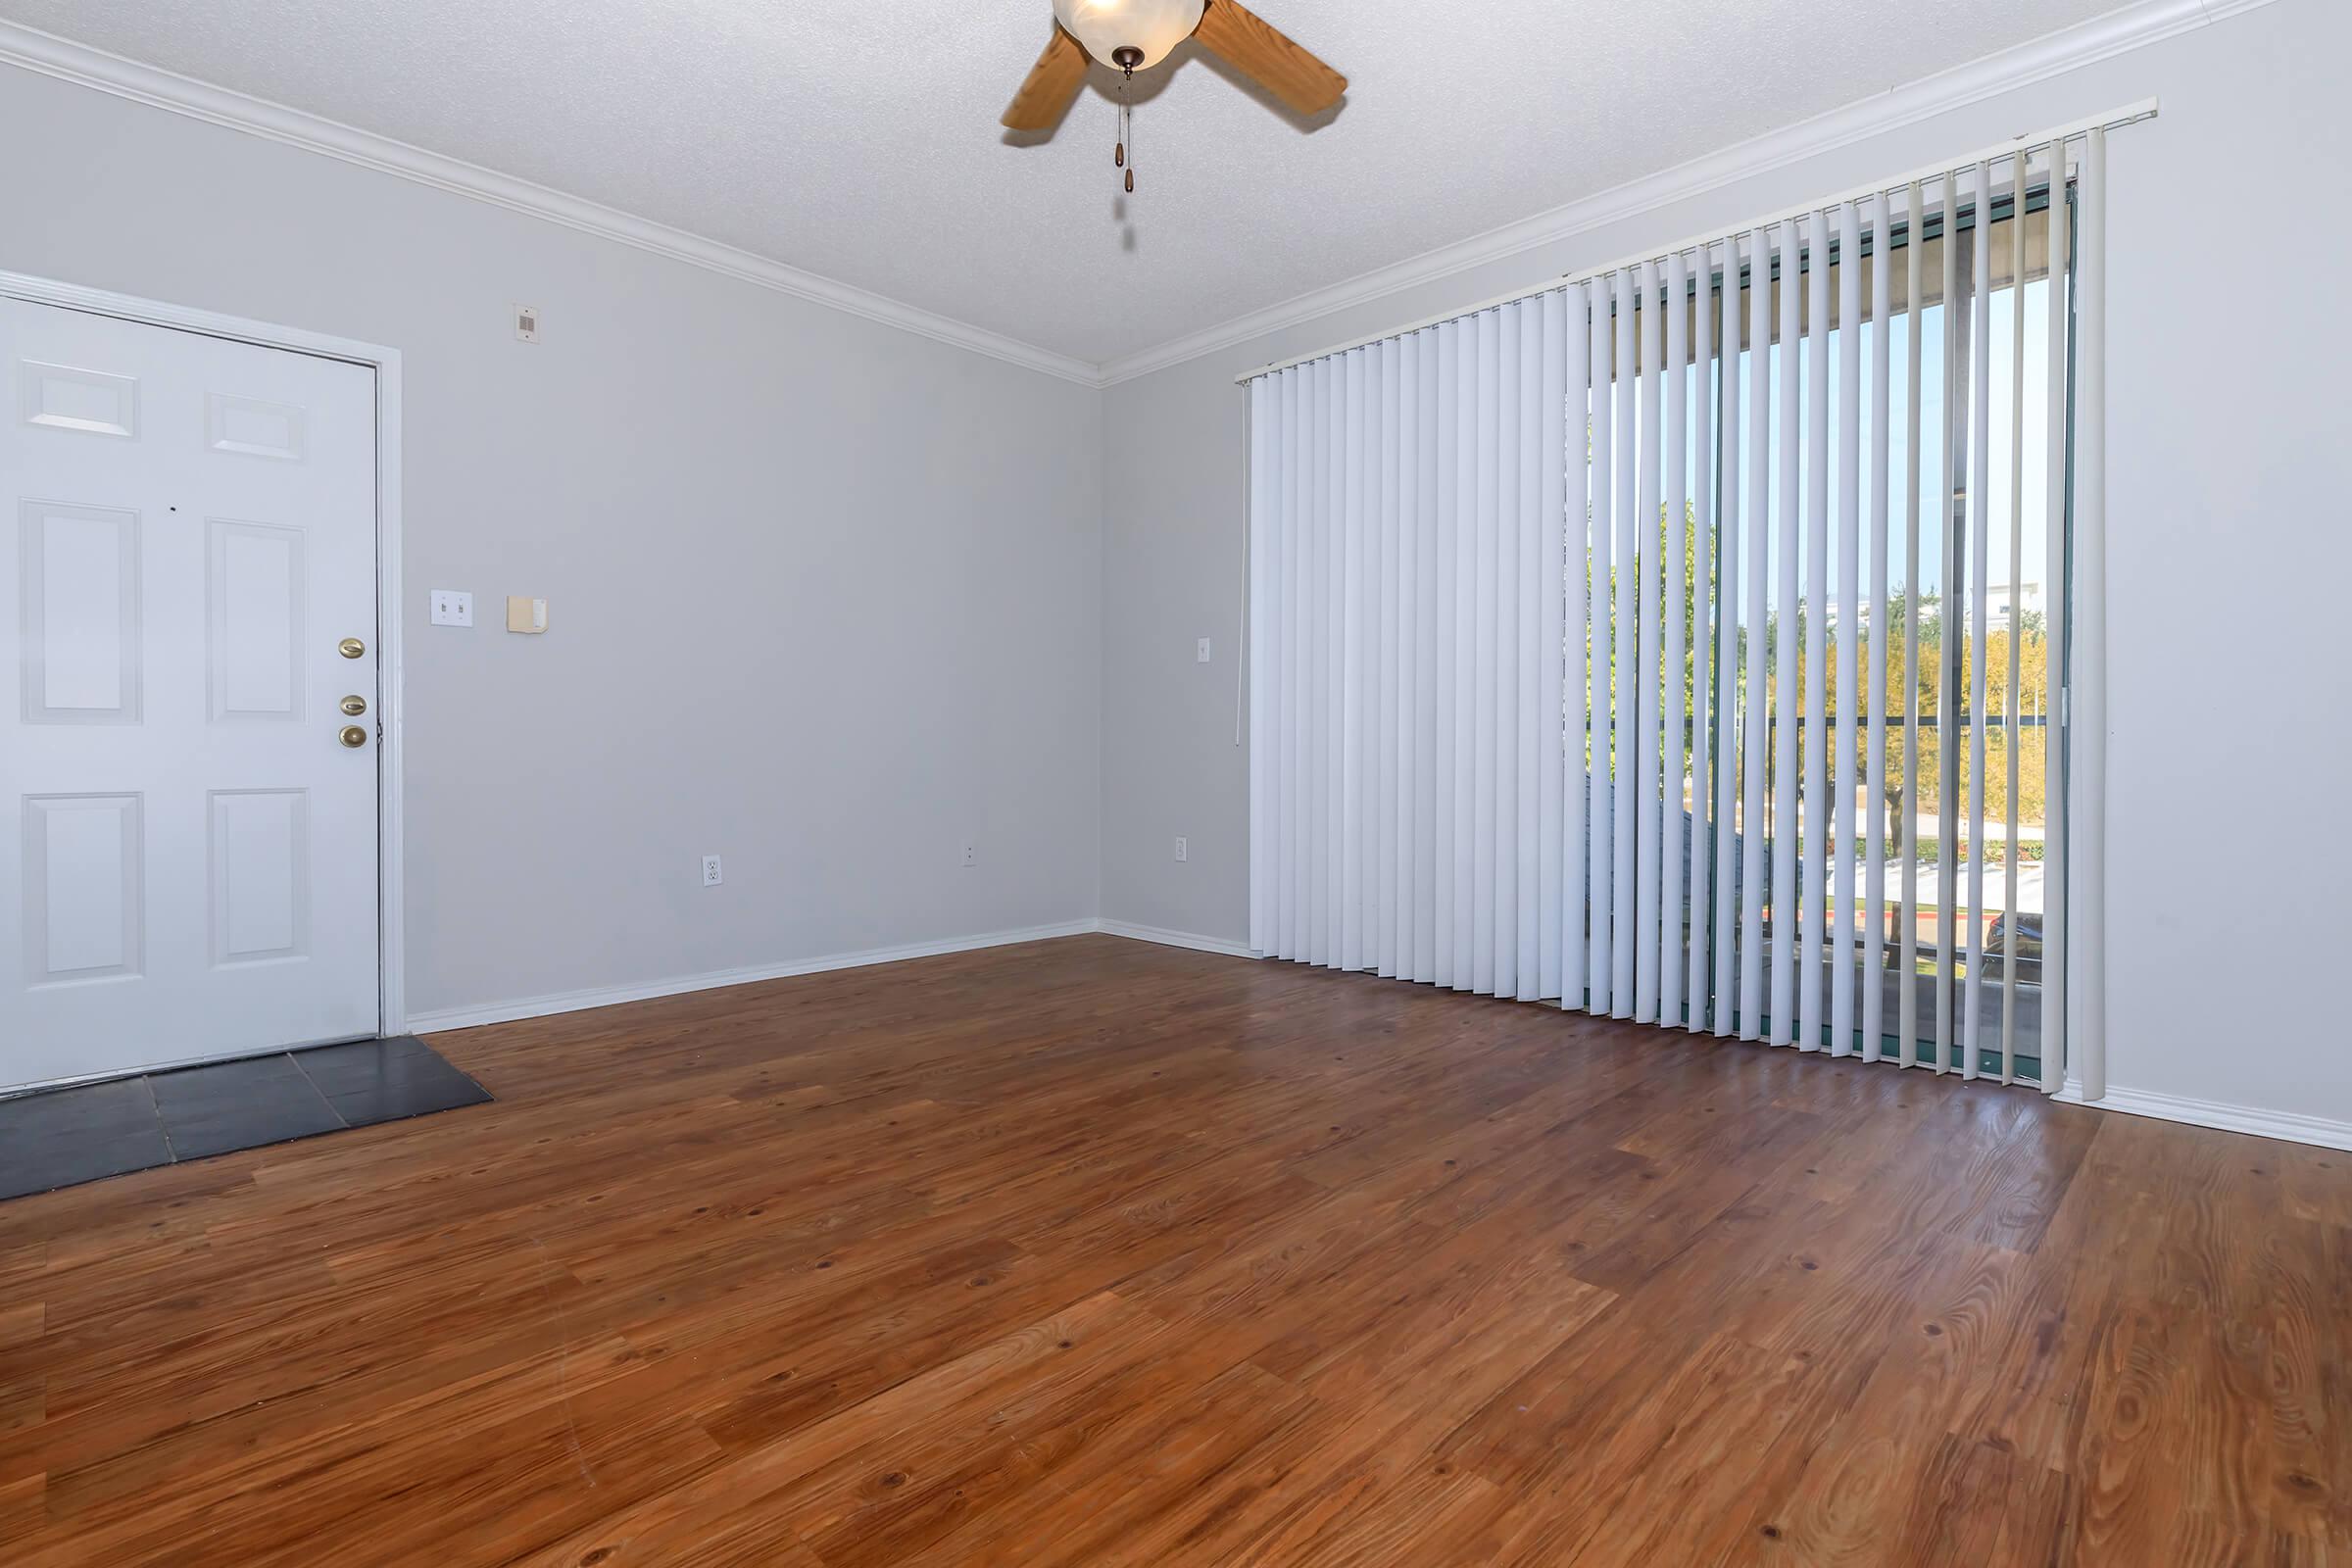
[1051,0,1206,73]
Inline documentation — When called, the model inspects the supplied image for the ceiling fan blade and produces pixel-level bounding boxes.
[1002,26,1091,131]
[1190,0,1347,118]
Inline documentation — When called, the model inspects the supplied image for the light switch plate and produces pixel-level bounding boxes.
[506,596,547,633]
[514,304,540,343]
[1197,637,1212,663]
[430,589,472,627]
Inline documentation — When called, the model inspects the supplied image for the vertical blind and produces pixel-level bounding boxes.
[1246,126,2111,1092]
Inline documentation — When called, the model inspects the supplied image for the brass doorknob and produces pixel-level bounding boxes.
[340,695,368,716]
[338,725,368,749]
[338,637,366,659]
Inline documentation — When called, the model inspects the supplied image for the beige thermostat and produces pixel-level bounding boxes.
[506,596,547,633]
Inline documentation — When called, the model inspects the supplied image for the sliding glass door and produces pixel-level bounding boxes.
[1247,130,2104,1094]
[1686,172,2071,1076]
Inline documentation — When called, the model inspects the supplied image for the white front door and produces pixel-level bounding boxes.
[2,297,380,1091]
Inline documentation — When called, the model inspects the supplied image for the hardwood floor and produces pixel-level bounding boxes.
[2,934,2345,1566]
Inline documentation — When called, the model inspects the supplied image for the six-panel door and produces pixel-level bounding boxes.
[1,297,378,1091]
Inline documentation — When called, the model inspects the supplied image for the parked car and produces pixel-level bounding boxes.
[1979,911,2043,984]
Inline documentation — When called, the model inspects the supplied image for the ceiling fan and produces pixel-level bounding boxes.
[1003,0,1346,186]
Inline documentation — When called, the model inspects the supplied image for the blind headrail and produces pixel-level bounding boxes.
[1234,99,2155,385]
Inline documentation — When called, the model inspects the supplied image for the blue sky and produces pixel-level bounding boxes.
[1609,270,2061,627]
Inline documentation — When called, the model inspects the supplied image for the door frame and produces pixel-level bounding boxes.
[1,269,410,1039]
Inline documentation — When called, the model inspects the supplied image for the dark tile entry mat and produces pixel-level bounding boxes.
[0,1037,489,1202]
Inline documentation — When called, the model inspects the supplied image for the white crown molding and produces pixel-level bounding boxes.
[1097,919,1259,958]
[1095,0,2282,386]
[2055,1079,2352,1153]
[0,19,1103,388]
[1,0,2285,392]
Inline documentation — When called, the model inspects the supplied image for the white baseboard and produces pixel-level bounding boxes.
[1094,920,1259,959]
[405,918,1099,1034]
[411,926,2352,1157]
[2056,1080,2352,1152]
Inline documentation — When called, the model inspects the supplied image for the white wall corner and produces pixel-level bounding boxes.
[1095,920,1260,959]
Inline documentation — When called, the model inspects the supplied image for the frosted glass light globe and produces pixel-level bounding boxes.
[1052,0,1206,72]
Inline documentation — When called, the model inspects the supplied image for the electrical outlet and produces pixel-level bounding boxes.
[961,844,977,869]
[1196,637,1212,663]
[1173,836,1188,862]
[701,854,723,887]
[429,589,472,627]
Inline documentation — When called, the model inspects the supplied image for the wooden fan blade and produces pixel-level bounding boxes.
[1003,26,1090,131]
[1191,0,1347,118]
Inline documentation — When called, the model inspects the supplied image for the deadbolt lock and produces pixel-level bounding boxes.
[338,637,367,659]
[338,725,368,749]
[340,695,368,716]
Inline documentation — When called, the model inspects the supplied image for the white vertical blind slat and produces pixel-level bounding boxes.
[1288,369,1307,963]
[1494,306,1521,1001]
[1687,250,1716,1032]
[1377,340,1400,979]
[1292,368,1309,962]
[1563,286,1591,1011]
[1863,192,1893,1063]
[1635,261,1665,1024]
[1800,207,1832,1054]
[1354,348,1373,973]
[1451,320,1478,989]
[1250,379,1274,956]
[2076,125,2107,1100]
[1611,268,1641,1016]
[1413,332,1441,982]
[1477,309,1506,999]
[1770,220,1802,1050]
[1933,169,1959,1073]
[1900,180,1925,1071]
[1392,340,1411,973]
[1832,200,1862,1057]
[1268,373,1288,958]
[1317,357,1332,967]
[1663,252,1690,1029]
[1588,277,1617,1015]
[2001,151,2029,1083]
[1517,299,1545,1001]
[1538,292,1567,1001]
[1713,240,1744,1039]
[1962,160,1992,1083]
[1354,348,1373,971]
[1432,330,1458,986]
[2040,155,2071,1093]
[1740,229,1774,1044]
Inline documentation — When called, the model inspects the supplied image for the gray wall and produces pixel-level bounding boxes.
[0,64,1105,1019]
[1100,0,2352,1126]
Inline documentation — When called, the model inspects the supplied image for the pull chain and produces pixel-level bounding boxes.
[1117,67,1135,193]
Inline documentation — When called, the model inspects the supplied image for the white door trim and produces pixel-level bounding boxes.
[0,269,408,1037]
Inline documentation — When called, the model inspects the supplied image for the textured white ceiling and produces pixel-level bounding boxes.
[0,0,2126,368]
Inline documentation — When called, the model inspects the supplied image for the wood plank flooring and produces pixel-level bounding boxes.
[2,934,2346,1565]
